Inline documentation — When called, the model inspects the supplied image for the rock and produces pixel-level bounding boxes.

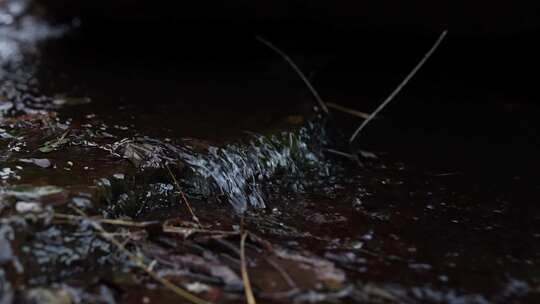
[15,201,43,213]
[19,158,52,168]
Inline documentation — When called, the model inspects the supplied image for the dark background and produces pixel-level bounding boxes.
[37,1,540,36]
[35,0,540,104]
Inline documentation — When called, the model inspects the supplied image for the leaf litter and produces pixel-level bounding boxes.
[1,16,538,304]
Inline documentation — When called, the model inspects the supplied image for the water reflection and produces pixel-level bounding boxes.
[0,0,65,117]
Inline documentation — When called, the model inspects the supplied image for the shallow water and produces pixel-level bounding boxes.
[1,2,540,303]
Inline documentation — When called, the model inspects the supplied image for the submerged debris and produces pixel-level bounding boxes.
[15,201,42,213]
[18,158,52,168]
[38,130,70,153]
[110,123,324,213]
[3,185,64,200]
[0,2,539,303]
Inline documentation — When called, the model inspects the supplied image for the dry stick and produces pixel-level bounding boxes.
[349,30,448,143]
[53,213,158,228]
[256,36,330,115]
[325,148,359,160]
[163,225,239,237]
[70,207,210,304]
[240,232,257,304]
[265,257,297,290]
[326,102,371,119]
[165,163,202,228]
[258,261,299,301]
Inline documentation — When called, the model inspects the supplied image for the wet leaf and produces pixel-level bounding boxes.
[15,201,43,213]
[0,225,16,265]
[118,141,166,168]
[25,288,73,304]
[39,131,70,153]
[293,287,352,303]
[4,185,65,200]
[19,158,52,168]
[142,243,244,290]
[273,248,346,291]
[185,282,211,294]
[353,284,400,303]
[0,128,15,139]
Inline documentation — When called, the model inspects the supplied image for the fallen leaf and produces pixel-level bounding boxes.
[4,185,65,200]
[19,158,52,168]
[15,201,43,213]
[39,131,70,153]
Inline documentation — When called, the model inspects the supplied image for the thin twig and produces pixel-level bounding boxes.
[165,163,202,228]
[265,257,297,289]
[163,222,239,237]
[240,232,257,304]
[430,171,461,177]
[69,207,210,304]
[259,289,300,301]
[165,228,238,236]
[325,148,358,160]
[256,36,330,115]
[53,213,158,228]
[349,30,448,143]
[326,102,371,119]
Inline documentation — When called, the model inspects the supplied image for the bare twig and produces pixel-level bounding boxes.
[163,218,239,237]
[349,30,448,143]
[259,289,300,301]
[265,257,297,290]
[325,148,358,160]
[326,102,371,119]
[430,171,461,177]
[69,207,210,304]
[165,163,202,228]
[240,232,257,304]
[53,213,158,228]
[256,36,330,115]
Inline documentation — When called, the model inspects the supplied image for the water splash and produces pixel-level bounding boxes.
[180,128,320,212]
[114,124,326,213]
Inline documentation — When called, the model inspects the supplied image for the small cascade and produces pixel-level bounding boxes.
[114,123,327,213]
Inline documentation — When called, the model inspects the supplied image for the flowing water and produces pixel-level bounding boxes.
[1,1,539,303]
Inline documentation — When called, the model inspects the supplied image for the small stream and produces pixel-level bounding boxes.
[1,2,539,303]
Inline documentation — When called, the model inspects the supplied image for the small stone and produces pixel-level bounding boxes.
[16,202,42,213]
[19,158,51,168]
[185,282,210,293]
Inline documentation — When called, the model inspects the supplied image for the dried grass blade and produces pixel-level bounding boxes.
[256,36,330,115]
[70,207,210,304]
[349,30,448,143]
[241,232,257,304]
[327,102,371,119]
[165,163,202,228]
